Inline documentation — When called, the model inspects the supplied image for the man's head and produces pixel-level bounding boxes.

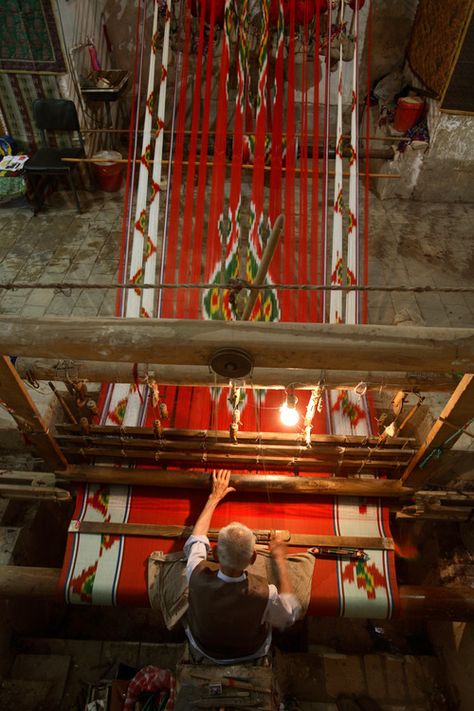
[216,521,256,572]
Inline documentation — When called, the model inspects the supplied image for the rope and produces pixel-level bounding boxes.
[2,282,474,293]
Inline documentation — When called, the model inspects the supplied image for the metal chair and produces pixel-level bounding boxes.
[25,98,85,214]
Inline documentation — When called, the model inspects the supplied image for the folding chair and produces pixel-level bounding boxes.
[25,98,86,214]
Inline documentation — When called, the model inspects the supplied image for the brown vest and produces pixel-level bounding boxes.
[187,561,269,659]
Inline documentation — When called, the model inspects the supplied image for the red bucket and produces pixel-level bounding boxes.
[92,151,123,192]
[394,97,425,132]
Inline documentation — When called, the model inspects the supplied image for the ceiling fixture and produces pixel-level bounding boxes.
[280,389,300,427]
[209,348,253,379]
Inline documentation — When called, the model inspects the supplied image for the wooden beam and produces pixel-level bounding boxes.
[1,317,473,373]
[401,374,474,489]
[15,357,461,391]
[1,565,473,620]
[399,585,474,621]
[0,566,60,598]
[70,520,394,550]
[0,357,68,470]
[56,424,415,448]
[62,465,413,497]
[0,483,71,501]
[60,446,408,472]
[55,433,414,460]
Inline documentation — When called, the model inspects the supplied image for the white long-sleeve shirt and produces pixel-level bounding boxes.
[183,534,301,664]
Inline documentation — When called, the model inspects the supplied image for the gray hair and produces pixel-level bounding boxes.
[217,521,256,570]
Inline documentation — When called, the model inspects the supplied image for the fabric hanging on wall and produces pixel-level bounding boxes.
[0,73,62,148]
[0,0,66,74]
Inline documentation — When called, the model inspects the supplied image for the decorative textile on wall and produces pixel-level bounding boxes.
[0,0,66,74]
[0,73,62,148]
[62,483,398,619]
[407,0,472,98]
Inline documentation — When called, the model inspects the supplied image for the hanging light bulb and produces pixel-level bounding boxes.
[280,390,300,427]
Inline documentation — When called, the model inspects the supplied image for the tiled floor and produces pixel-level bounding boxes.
[1,186,472,326]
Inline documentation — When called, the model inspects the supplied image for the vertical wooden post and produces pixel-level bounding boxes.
[401,374,474,489]
[0,356,68,470]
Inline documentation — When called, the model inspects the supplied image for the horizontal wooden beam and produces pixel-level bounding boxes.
[56,424,415,448]
[62,465,413,497]
[399,586,474,621]
[70,520,394,550]
[1,565,472,620]
[0,566,61,598]
[2,317,473,373]
[55,433,414,460]
[61,446,407,472]
[0,483,71,501]
[15,358,461,391]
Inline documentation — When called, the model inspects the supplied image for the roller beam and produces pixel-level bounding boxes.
[15,357,461,392]
[1,317,473,373]
[1,565,473,620]
[63,465,413,497]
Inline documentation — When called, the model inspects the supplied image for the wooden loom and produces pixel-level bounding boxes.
[1,0,474,618]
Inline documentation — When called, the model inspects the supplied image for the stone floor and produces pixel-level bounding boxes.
[0,186,473,326]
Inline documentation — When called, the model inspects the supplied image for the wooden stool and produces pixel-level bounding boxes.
[174,646,277,710]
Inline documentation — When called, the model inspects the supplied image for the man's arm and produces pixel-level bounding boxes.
[269,532,293,596]
[192,469,236,537]
[264,532,302,628]
[184,470,235,581]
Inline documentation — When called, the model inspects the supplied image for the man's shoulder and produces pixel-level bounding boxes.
[190,559,219,578]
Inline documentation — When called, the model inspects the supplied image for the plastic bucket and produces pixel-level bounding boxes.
[394,96,425,132]
[92,150,123,192]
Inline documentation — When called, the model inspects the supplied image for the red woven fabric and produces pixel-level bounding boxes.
[298,4,309,322]
[176,0,206,318]
[310,0,321,322]
[160,3,191,318]
[282,1,296,320]
[188,2,216,318]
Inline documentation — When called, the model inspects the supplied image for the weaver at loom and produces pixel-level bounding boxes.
[58,0,402,624]
[183,469,300,664]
